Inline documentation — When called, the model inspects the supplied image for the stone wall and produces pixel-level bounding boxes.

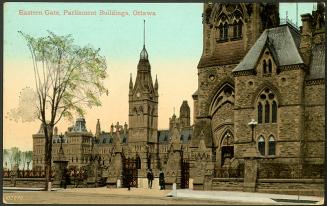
[3,178,49,188]
[211,178,244,191]
[256,179,324,196]
[304,83,325,164]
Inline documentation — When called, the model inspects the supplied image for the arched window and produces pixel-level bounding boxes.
[109,139,112,144]
[272,101,277,123]
[263,60,267,73]
[180,135,184,141]
[265,101,270,123]
[233,20,243,38]
[268,136,276,155]
[219,24,224,40]
[103,139,106,144]
[76,157,78,163]
[268,59,272,73]
[71,157,74,163]
[219,22,228,41]
[258,136,265,156]
[136,156,141,169]
[223,22,229,40]
[258,102,263,124]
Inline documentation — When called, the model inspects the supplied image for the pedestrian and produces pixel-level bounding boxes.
[159,170,165,190]
[127,171,131,191]
[147,169,153,189]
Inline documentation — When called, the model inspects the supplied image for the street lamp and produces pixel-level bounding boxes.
[27,161,30,171]
[248,119,258,143]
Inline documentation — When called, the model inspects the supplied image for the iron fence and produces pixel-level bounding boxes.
[2,169,53,178]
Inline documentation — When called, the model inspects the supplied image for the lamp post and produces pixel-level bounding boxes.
[27,161,30,171]
[248,119,258,143]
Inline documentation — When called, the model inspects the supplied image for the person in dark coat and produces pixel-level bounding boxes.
[147,169,153,189]
[159,170,165,190]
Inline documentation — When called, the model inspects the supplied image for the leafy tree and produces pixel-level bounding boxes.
[4,147,20,169]
[3,149,9,169]
[8,31,108,190]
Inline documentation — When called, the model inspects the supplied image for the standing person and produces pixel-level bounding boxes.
[147,169,153,189]
[159,170,165,190]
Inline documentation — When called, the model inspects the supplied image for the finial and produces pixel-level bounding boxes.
[143,19,146,47]
[173,107,175,114]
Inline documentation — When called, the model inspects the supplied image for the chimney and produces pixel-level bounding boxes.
[300,13,313,66]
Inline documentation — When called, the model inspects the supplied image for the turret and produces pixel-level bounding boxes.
[129,73,133,94]
[95,119,101,138]
[179,100,191,128]
[54,127,58,136]
[110,123,114,134]
[124,122,128,134]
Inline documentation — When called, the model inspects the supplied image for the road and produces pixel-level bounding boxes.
[3,187,259,205]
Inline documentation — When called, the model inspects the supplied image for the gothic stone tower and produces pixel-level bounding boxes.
[192,3,279,166]
[128,23,159,145]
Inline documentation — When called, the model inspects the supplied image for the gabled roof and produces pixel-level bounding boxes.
[233,25,304,72]
[307,43,325,80]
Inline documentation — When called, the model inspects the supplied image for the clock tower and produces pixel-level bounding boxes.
[128,20,158,143]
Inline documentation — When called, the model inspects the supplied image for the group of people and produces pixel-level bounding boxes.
[147,169,165,190]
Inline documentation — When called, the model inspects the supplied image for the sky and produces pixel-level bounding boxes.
[3,2,317,151]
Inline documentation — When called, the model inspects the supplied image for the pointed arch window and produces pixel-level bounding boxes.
[233,20,243,39]
[257,88,278,125]
[268,59,272,73]
[258,136,265,156]
[272,101,277,123]
[263,60,267,74]
[223,22,229,40]
[219,22,229,41]
[268,136,276,155]
[258,102,263,124]
[136,156,141,169]
[265,101,270,123]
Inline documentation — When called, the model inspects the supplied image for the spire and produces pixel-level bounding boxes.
[129,73,133,90]
[95,119,101,138]
[154,74,158,90]
[140,20,148,60]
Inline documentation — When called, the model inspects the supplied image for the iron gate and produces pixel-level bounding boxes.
[122,158,138,188]
[181,160,189,189]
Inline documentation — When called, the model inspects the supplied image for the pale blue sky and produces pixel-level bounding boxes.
[4,3,317,151]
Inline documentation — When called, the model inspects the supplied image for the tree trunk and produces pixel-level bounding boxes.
[44,126,54,191]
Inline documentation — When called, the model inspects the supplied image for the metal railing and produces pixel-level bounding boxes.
[280,18,300,31]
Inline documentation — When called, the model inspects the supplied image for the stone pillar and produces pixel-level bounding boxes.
[52,161,68,188]
[243,143,259,192]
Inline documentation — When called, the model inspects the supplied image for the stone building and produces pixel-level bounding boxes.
[32,3,324,194]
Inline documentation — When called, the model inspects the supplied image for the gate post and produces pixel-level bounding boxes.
[243,143,260,192]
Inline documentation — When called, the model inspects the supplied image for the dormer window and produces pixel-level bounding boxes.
[268,59,272,73]
[262,58,273,76]
[263,60,267,74]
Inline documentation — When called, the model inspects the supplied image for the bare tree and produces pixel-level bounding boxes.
[8,31,108,190]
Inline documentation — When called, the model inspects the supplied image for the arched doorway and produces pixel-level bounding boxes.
[220,130,234,167]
